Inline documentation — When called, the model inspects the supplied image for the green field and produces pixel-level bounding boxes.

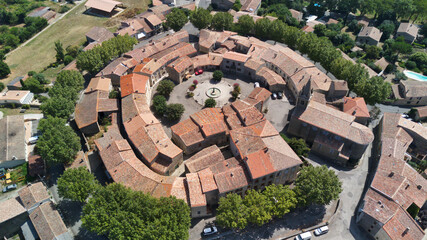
[4,0,149,83]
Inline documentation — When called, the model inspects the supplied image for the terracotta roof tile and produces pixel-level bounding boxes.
[248,87,271,103]
[223,51,250,63]
[18,183,50,210]
[75,91,99,129]
[185,145,225,173]
[244,149,275,179]
[343,97,370,118]
[0,197,26,223]
[198,168,218,193]
[120,73,149,97]
[213,164,249,194]
[186,173,207,207]
[167,56,193,73]
[29,202,69,240]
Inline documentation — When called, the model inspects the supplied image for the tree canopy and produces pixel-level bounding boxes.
[40,96,75,119]
[166,103,185,121]
[213,70,223,81]
[234,15,254,36]
[211,12,233,31]
[57,167,99,202]
[216,193,249,229]
[82,183,191,240]
[152,95,168,116]
[355,76,392,105]
[165,8,188,32]
[36,117,80,166]
[204,98,216,108]
[157,79,175,97]
[189,7,212,30]
[294,165,342,206]
[0,61,10,78]
[281,134,310,158]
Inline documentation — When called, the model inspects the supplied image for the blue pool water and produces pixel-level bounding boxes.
[404,70,427,81]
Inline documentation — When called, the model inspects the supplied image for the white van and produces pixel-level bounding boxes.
[295,232,312,240]
[28,136,39,144]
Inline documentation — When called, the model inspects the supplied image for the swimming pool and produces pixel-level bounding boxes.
[403,70,427,81]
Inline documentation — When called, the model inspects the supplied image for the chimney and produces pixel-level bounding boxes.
[230,173,234,177]
[263,147,268,153]
[417,185,422,190]
[404,227,410,235]
[389,172,394,177]
[406,184,410,189]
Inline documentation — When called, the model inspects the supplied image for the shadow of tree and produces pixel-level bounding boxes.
[74,225,108,240]
[57,199,82,227]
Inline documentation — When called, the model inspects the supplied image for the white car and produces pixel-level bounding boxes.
[295,231,312,240]
[203,226,218,236]
[314,226,329,236]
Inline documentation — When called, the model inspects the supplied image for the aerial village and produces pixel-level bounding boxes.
[0,0,427,239]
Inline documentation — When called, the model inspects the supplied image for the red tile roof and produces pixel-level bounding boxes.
[75,91,99,129]
[198,168,218,193]
[343,97,370,118]
[29,202,69,240]
[214,164,249,194]
[186,173,207,207]
[248,87,271,103]
[18,182,50,210]
[185,145,225,173]
[120,73,149,97]
[244,149,275,179]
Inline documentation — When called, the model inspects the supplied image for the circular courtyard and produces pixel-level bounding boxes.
[193,80,233,107]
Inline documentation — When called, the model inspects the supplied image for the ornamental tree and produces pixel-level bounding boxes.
[189,7,212,30]
[213,70,223,81]
[57,167,99,202]
[165,8,188,32]
[294,165,342,206]
[166,103,185,121]
[204,98,216,108]
[216,193,248,229]
[157,79,175,97]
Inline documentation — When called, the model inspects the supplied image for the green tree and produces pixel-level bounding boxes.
[281,134,310,158]
[204,98,216,108]
[157,79,175,97]
[216,193,248,229]
[36,117,80,166]
[378,20,395,41]
[254,18,271,39]
[55,40,65,63]
[82,183,191,240]
[365,45,381,59]
[57,167,99,202]
[233,0,242,11]
[213,70,223,81]
[269,20,286,42]
[49,85,79,102]
[165,8,188,32]
[189,7,212,30]
[263,184,298,218]
[394,0,415,20]
[152,95,168,115]
[66,45,80,58]
[391,39,413,55]
[282,26,303,49]
[0,61,10,78]
[40,96,75,119]
[409,52,427,71]
[23,77,45,93]
[211,12,233,31]
[355,76,392,105]
[294,165,342,206]
[56,70,85,93]
[244,189,272,226]
[235,15,254,36]
[0,82,4,91]
[166,103,185,121]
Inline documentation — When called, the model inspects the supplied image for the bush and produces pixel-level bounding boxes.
[59,5,71,13]
[204,98,216,108]
[22,104,30,109]
[166,103,185,121]
[156,79,175,97]
[405,60,417,70]
[0,82,4,92]
[395,71,408,81]
[193,79,198,85]
[64,55,74,65]
[0,61,11,79]
[213,70,223,81]
[109,90,119,99]
[187,91,194,98]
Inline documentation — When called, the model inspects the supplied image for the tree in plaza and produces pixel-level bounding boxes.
[189,7,212,30]
[55,40,65,63]
[157,79,175,97]
[57,167,99,203]
[211,12,233,31]
[204,98,216,108]
[355,76,392,105]
[165,8,188,32]
[244,189,273,226]
[254,18,271,40]
[216,193,248,229]
[294,165,342,206]
[213,70,223,81]
[82,183,191,240]
[263,184,298,218]
[152,95,168,115]
[235,14,254,36]
[0,61,11,78]
[36,117,80,166]
[166,103,185,121]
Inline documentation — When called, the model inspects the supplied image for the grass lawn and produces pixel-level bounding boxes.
[4,0,149,84]
[0,108,42,116]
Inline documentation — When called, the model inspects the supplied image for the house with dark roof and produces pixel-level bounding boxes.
[85,26,114,44]
[7,76,23,90]
[0,115,26,168]
[414,106,427,122]
[357,26,383,46]
[396,23,419,43]
[0,197,28,238]
[391,80,427,106]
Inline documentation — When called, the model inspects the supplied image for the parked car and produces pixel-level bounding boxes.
[277,92,283,99]
[295,231,312,240]
[254,82,260,88]
[198,69,204,74]
[203,226,218,236]
[3,184,17,193]
[28,136,39,145]
[314,226,329,236]
[271,93,277,100]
